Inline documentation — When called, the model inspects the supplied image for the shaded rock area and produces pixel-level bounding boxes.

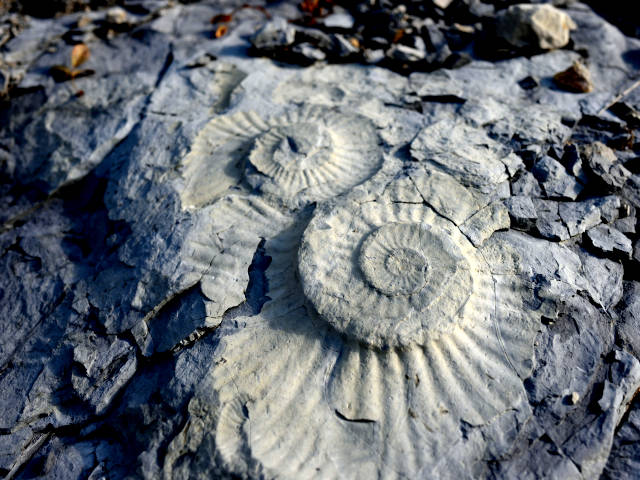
[1,0,640,479]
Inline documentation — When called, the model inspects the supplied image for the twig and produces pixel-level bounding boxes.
[597,78,640,115]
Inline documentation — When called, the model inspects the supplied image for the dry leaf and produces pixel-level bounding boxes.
[215,25,228,38]
[211,13,233,24]
[49,65,74,82]
[300,0,320,14]
[71,68,95,80]
[71,43,90,68]
[392,29,405,43]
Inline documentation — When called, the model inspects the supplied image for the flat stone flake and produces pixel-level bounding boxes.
[410,120,509,191]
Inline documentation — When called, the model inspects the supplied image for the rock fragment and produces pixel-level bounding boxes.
[561,144,589,184]
[586,224,633,257]
[532,155,584,200]
[613,214,636,234]
[504,196,537,231]
[558,201,601,237]
[460,201,510,247]
[250,17,295,50]
[71,334,137,415]
[567,392,580,405]
[517,75,539,90]
[616,282,640,359]
[582,142,632,189]
[512,170,542,197]
[553,61,594,93]
[496,4,576,50]
[579,251,624,311]
[533,199,570,241]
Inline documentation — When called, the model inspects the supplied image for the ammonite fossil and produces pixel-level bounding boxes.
[180,106,383,208]
[298,198,486,348]
[167,179,540,478]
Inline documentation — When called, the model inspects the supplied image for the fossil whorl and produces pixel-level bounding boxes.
[297,191,538,474]
[298,198,486,348]
[180,106,382,209]
[178,194,293,318]
[166,179,539,478]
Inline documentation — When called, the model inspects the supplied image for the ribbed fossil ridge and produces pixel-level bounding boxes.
[180,106,383,209]
[298,197,486,348]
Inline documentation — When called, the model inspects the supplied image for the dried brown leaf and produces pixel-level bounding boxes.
[300,0,320,14]
[71,43,90,68]
[215,25,229,38]
[49,65,74,82]
[392,29,404,43]
[70,68,95,80]
[211,13,233,24]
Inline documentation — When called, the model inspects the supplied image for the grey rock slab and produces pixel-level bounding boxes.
[410,120,509,192]
[563,350,640,478]
[460,201,510,247]
[592,195,622,223]
[578,250,624,312]
[616,281,640,360]
[512,170,543,197]
[613,215,636,235]
[558,199,602,237]
[504,195,538,231]
[1,28,170,199]
[603,396,640,479]
[533,199,570,241]
[409,166,483,225]
[1,2,640,478]
[70,333,137,415]
[582,142,632,189]
[586,224,633,257]
[532,155,584,200]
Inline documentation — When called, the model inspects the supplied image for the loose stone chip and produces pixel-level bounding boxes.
[553,61,594,93]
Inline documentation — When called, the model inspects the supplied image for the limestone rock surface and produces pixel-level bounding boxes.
[1,1,640,479]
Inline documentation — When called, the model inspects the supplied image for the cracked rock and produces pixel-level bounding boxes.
[586,224,633,257]
[532,155,584,200]
[71,333,137,415]
[2,1,640,478]
[504,195,537,231]
[582,142,632,190]
[460,201,510,247]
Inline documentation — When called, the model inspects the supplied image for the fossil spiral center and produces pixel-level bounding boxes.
[385,248,427,278]
[359,225,430,296]
[268,123,332,171]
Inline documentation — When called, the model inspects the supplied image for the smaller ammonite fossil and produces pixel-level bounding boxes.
[180,106,383,209]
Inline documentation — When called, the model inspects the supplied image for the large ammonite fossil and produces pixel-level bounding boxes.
[299,198,486,349]
[180,106,382,208]
[297,192,539,465]
[165,179,540,478]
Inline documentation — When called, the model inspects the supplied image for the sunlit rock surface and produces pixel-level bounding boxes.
[1,1,640,478]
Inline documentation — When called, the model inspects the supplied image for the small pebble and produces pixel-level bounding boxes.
[553,61,594,93]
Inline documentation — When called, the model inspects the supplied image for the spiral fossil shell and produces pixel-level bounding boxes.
[298,197,485,348]
[166,177,539,478]
[180,106,382,208]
